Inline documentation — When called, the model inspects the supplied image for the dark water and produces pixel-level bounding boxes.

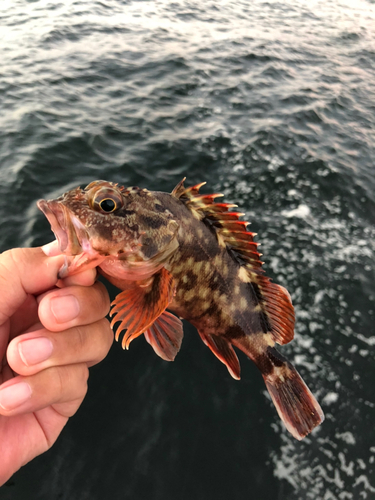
[1,0,375,498]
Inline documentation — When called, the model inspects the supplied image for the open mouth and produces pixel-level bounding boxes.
[37,199,89,255]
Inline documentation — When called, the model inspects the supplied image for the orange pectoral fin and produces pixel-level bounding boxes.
[198,331,241,380]
[110,267,176,349]
[144,311,184,361]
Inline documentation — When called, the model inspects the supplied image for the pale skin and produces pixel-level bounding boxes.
[0,243,113,486]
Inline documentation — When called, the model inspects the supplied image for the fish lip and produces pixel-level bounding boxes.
[37,199,90,255]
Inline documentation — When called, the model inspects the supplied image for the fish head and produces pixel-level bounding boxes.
[37,180,179,278]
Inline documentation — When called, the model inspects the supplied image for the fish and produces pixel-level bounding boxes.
[37,178,324,440]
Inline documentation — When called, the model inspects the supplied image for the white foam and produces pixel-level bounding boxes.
[336,432,356,445]
[322,392,339,405]
[281,204,311,219]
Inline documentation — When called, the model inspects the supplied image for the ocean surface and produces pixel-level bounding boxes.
[1,0,375,498]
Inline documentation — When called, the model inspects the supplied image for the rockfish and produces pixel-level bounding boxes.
[37,179,324,440]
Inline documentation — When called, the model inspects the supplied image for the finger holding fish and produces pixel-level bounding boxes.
[41,240,98,287]
[7,281,112,376]
[37,281,110,332]
[1,277,112,416]
[6,317,112,379]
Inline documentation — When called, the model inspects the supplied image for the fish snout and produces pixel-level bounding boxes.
[37,199,88,255]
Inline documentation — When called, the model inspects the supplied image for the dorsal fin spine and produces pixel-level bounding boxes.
[172,179,264,276]
[171,177,187,198]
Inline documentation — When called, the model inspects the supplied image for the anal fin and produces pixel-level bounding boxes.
[144,311,183,361]
[198,331,241,380]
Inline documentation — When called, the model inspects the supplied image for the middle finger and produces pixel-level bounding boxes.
[38,281,110,332]
[7,317,113,376]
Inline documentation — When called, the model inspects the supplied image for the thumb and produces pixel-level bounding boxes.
[0,248,66,326]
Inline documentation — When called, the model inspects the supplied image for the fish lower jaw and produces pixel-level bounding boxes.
[99,258,164,282]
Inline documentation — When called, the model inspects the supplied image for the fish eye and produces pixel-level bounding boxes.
[90,188,124,214]
[99,198,117,213]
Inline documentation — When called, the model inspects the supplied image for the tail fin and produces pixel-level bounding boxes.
[262,347,324,440]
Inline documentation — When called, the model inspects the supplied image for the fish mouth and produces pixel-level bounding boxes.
[37,199,90,255]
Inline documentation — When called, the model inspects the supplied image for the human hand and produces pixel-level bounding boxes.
[0,245,113,486]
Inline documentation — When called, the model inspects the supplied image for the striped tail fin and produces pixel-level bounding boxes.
[263,347,324,440]
[234,340,324,440]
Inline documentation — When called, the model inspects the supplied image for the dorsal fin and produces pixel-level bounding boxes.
[254,278,295,344]
[171,178,260,263]
[172,178,295,345]
[171,177,188,198]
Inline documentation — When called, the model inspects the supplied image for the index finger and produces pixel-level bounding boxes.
[41,241,97,287]
[0,248,65,325]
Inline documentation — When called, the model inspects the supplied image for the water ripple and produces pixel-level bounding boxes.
[1,0,375,498]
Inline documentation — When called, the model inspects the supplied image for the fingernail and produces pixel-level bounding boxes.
[18,337,54,366]
[41,241,57,256]
[0,382,32,410]
[50,294,80,323]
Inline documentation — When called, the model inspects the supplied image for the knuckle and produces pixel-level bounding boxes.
[97,318,114,358]
[102,317,114,342]
[75,365,89,400]
[53,364,89,403]
[93,282,111,314]
[0,251,24,317]
[54,366,66,400]
[81,364,89,385]
[3,248,29,274]
[73,325,87,352]
[85,318,113,366]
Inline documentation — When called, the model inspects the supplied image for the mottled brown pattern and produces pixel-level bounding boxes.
[37,179,324,440]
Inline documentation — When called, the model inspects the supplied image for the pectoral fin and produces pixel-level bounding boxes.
[198,331,241,380]
[110,267,175,349]
[144,311,184,361]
